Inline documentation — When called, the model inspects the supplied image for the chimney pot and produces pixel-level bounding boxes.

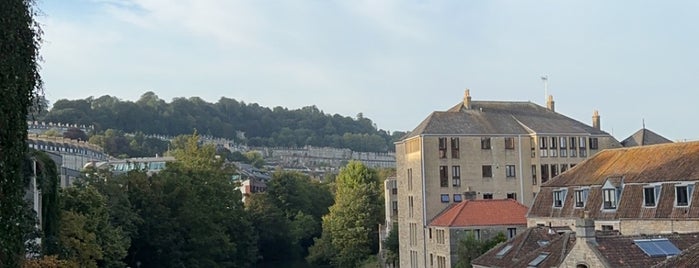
[592,110,601,130]
[464,89,472,109]
[546,95,555,112]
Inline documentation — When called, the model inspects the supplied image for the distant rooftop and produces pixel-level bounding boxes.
[429,199,528,227]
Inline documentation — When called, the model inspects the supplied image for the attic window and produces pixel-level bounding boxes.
[644,186,661,207]
[574,189,589,208]
[634,238,680,257]
[603,188,618,209]
[553,189,567,208]
[537,240,550,247]
[496,244,513,258]
[528,252,550,267]
[676,184,694,207]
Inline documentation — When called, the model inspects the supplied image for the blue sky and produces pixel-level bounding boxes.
[38,0,699,141]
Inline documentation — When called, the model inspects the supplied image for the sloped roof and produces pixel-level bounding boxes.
[594,233,699,268]
[543,141,699,187]
[653,240,699,268]
[472,226,575,267]
[621,128,673,147]
[403,100,611,139]
[429,199,528,227]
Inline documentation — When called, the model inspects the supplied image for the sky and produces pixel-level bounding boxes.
[38,0,699,141]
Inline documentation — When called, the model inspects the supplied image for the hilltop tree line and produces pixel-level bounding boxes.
[38,92,406,152]
[15,134,389,267]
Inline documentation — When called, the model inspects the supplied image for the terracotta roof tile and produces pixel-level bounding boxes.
[429,199,528,227]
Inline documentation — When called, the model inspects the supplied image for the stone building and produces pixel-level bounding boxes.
[476,141,699,268]
[396,90,621,268]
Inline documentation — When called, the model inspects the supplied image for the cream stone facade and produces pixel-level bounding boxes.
[397,90,621,268]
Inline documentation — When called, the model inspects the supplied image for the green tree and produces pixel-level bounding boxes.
[382,223,399,267]
[0,0,43,265]
[455,232,507,268]
[247,194,295,262]
[309,161,382,267]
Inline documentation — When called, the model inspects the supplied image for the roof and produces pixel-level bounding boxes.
[621,128,673,147]
[543,141,699,187]
[472,226,575,267]
[653,240,699,268]
[403,99,612,139]
[429,199,528,227]
[594,233,699,268]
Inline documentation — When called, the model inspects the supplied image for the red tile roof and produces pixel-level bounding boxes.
[429,199,528,227]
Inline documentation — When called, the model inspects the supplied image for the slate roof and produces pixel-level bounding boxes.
[621,128,673,147]
[429,199,528,227]
[472,226,575,267]
[529,141,699,219]
[595,233,699,268]
[654,240,699,268]
[404,100,611,138]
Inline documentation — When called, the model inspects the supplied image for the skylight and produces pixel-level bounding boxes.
[537,240,550,247]
[634,238,681,257]
[527,252,549,267]
[495,244,513,258]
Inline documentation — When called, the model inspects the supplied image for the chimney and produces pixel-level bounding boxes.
[592,110,600,130]
[575,211,596,242]
[463,89,472,109]
[546,95,555,112]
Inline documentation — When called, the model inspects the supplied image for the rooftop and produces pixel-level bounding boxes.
[429,199,528,227]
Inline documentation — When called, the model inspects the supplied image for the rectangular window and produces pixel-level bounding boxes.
[570,137,577,149]
[644,187,657,207]
[590,137,599,150]
[532,165,537,185]
[539,137,548,157]
[676,185,694,207]
[439,137,447,158]
[574,189,588,208]
[481,137,491,149]
[560,137,567,149]
[560,164,568,173]
[452,166,461,187]
[550,137,558,149]
[482,165,493,178]
[441,194,450,203]
[407,168,413,191]
[483,193,493,199]
[506,165,516,178]
[603,188,617,209]
[541,164,549,183]
[408,196,414,218]
[392,201,398,215]
[551,164,559,178]
[508,228,517,239]
[507,192,517,200]
[553,189,566,207]
[505,137,515,149]
[454,194,463,202]
[451,137,460,158]
[440,166,448,187]
[530,137,536,157]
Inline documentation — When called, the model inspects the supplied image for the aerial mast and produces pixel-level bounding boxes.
[541,75,549,103]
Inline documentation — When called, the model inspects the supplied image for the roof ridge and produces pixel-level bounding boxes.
[448,201,469,226]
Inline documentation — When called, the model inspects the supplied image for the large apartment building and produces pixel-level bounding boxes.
[396,90,621,268]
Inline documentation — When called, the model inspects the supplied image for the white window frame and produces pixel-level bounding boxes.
[643,184,661,207]
[553,189,567,208]
[675,183,695,207]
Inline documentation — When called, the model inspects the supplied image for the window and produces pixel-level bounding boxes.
[481,137,491,149]
[551,164,559,178]
[676,184,694,207]
[570,137,577,157]
[483,193,493,199]
[579,137,587,157]
[438,137,447,158]
[429,228,432,240]
[602,225,614,231]
[473,229,481,240]
[539,137,548,157]
[603,188,618,209]
[436,229,445,244]
[482,165,493,178]
[452,166,461,187]
[589,137,599,149]
[507,192,517,200]
[496,244,513,258]
[550,137,558,149]
[528,253,550,267]
[634,239,681,257]
[451,137,460,158]
[408,196,414,218]
[508,228,517,239]
[392,201,398,214]
[644,186,661,207]
[440,166,448,187]
[560,137,567,149]
[454,194,462,202]
[407,168,413,191]
[574,189,588,208]
[505,137,515,149]
[441,194,449,203]
[553,189,566,207]
[506,165,516,178]
[561,164,568,173]
[409,223,417,246]
[541,164,549,183]
[531,137,536,157]
[532,165,537,185]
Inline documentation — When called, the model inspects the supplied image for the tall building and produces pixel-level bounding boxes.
[396,90,621,268]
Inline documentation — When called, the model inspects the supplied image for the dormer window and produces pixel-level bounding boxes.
[574,189,589,208]
[676,183,695,207]
[643,185,661,207]
[553,189,567,208]
[602,179,622,210]
[603,188,618,209]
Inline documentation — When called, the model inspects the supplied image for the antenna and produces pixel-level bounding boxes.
[541,75,549,102]
[642,118,646,129]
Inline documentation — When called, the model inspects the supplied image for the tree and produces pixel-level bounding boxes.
[309,161,383,267]
[0,0,43,265]
[455,232,506,268]
[382,223,399,267]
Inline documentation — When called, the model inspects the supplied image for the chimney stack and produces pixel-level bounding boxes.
[464,89,472,109]
[592,110,600,130]
[575,211,596,242]
[546,95,555,112]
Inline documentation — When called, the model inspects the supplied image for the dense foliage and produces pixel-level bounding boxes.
[88,129,169,158]
[308,161,384,267]
[455,232,507,268]
[39,92,406,152]
[0,0,43,265]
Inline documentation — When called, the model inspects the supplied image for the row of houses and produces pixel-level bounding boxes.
[392,90,693,267]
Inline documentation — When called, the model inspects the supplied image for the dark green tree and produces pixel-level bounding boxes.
[455,232,507,268]
[382,223,399,267]
[0,0,43,265]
